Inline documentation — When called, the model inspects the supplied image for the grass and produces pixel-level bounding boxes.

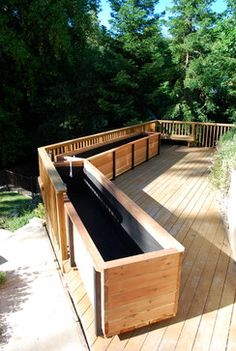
[0,191,45,231]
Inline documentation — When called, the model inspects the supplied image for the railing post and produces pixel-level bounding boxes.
[192,123,196,143]
[146,138,149,161]
[112,151,116,180]
[131,144,135,169]
[157,133,161,155]
[66,213,75,268]
[56,191,68,272]
[94,269,102,336]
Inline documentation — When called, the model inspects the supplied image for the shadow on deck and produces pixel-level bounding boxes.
[65,144,236,351]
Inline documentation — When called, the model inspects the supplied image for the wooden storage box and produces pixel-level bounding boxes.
[57,160,184,337]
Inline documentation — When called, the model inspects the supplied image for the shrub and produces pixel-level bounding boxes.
[0,192,45,231]
[0,272,6,284]
[33,203,45,219]
[209,128,236,195]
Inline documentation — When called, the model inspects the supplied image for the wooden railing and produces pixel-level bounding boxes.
[44,120,235,162]
[157,120,235,147]
[38,147,68,270]
[38,119,235,270]
[194,122,234,147]
[45,121,156,161]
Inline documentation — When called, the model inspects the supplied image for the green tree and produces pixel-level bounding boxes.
[167,0,217,121]
[0,0,96,167]
[201,2,236,122]
[99,0,173,124]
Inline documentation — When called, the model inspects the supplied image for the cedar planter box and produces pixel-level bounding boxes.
[56,160,184,337]
[56,132,160,179]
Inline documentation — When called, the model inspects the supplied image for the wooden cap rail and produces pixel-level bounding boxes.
[45,121,157,160]
[38,147,67,193]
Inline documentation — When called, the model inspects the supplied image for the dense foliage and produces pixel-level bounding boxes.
[0,0,235,168]
[209,128,236,194]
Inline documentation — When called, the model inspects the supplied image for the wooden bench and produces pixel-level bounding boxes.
[159,121,196,147]
[161,133,195,147]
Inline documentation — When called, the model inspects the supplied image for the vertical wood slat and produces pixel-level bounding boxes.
[67,213,75,268]
[56,192,68,270]
[131,143,135,169]
[94,269,102,336]
[112,151,116,180]
[146,138,149,161]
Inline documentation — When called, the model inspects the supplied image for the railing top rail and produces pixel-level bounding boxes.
[44,120,157,151]
[38,147,67,193]
[157,120,194,125]
[194,121,235,127]
[157,120,235,127]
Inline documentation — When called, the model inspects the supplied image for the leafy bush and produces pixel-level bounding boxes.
[33,203,45,219]
[0,192,45,231]
[209,128,236,195]
[0,272,6,284]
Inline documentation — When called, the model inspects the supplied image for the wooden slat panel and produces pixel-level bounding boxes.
[134,139,147,166]
[105,303,175,337]
[103,251,182,336]
[89,153,113,179]
[105,252,180,282]
[106,292,176,319]
[148,134,158,158]
[115,144,132,176]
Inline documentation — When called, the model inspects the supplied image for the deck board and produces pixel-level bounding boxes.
[64,144,236,351]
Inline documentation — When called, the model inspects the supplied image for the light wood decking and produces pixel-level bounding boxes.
[64,144,236,351]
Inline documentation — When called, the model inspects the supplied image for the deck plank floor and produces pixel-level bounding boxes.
[64,144,236,351]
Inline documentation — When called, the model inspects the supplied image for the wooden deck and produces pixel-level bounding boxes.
[64,144,236,351]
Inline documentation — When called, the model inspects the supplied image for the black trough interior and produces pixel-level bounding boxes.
[57,166,143,261]
[76,133,148,158]
[57,164,162,261]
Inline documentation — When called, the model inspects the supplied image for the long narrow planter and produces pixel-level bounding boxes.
[87,132,159,179]
[56,160,184,337]
[56,132,160,179]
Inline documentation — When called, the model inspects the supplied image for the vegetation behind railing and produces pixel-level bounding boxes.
[157,120,236,147]
[209,128,236,194]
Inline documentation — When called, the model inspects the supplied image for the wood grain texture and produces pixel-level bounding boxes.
[39,122,236,350]
[62,145,236,350]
